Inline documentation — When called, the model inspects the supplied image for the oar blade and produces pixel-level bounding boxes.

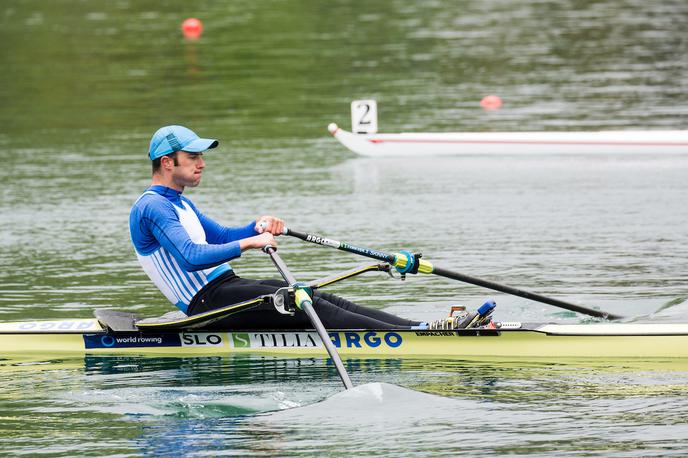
[263,246,354,389]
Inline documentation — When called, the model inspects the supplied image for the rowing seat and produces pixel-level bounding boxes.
[136,295,273,332]
[94,309,139,332]
[136,310,188,325]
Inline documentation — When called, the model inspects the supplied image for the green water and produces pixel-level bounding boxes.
[1,0,688,456]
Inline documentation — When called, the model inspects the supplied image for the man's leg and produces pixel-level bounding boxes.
[314,291,423,327]
[189,277,419,330]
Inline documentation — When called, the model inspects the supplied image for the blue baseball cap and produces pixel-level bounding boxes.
[148,125,219,160]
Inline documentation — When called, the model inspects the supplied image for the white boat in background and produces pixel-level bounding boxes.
[329,100,688,156]
[328,123,688,157]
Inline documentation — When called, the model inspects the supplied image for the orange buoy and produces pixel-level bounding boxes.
[181,18,203,40]
[480,95,503,110]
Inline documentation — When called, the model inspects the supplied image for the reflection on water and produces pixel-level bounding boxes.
[2,354,688,456]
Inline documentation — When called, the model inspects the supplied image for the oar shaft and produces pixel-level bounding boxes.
[264,246,353,390]
[431,266,622,320]
[285,228,622,320]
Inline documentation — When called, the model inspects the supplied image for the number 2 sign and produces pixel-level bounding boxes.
[351,100,378,134]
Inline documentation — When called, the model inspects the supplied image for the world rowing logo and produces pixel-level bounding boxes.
[83,333,173,349]
[101,335,115,347]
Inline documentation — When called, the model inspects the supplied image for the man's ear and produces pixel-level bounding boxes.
[161,155,173,170]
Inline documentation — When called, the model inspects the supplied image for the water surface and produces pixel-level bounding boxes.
[1,0,687,456]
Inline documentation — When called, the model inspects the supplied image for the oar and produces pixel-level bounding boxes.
[283,228,624,321]
[263,245,354,389]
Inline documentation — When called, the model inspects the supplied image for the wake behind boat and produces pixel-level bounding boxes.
[329,100,688,156]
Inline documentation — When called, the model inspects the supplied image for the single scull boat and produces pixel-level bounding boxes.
[2,311,688,358]
[2,260,686,359]
[5,230,681,361]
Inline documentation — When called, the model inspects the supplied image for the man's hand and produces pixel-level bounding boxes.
[240,232,277,251]
[255,216,285,236]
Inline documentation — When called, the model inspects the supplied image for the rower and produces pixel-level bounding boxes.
[129,125,439,331]
[129,259,496,333]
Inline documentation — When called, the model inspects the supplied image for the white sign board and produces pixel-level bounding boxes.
[351,100,378,134]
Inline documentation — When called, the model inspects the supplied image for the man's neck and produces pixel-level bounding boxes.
[151,175,184,193]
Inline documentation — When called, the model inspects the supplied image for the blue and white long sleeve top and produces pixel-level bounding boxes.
[129,185,258,312]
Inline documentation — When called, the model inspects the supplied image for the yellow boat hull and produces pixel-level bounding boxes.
[2,320,688,359]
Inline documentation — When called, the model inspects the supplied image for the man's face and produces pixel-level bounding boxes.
[170,151,205,188]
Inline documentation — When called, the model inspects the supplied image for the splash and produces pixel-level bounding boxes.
[263,382,479,427]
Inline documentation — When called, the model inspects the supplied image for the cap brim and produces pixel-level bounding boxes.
[182,138,219,153]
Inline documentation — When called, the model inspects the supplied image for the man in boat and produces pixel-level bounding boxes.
[130,125,455,330]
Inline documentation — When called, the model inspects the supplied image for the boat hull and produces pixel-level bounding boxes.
[328,124,688,157]
[3,319,688,359]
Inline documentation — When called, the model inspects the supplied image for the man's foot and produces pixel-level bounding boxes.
[427,300,497,330]
[428,310,476,330]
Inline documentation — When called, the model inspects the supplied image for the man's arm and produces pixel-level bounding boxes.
[183,198,259,244]
[141,198,274,271]
[146,211,242,271]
